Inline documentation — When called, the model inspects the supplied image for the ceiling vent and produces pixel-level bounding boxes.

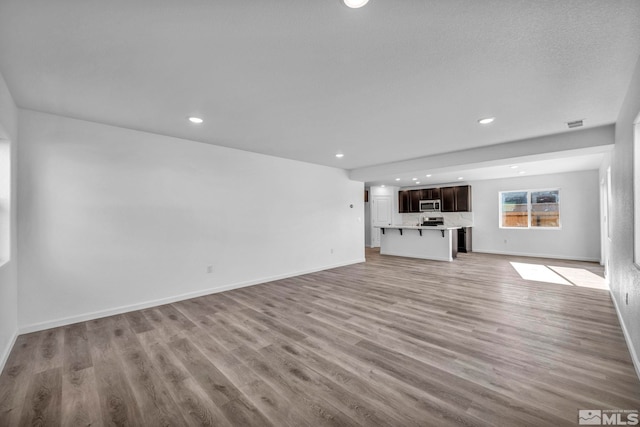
[566,119,584,129]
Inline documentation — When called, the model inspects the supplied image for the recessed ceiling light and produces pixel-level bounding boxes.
[395,178,401,181]
[426,174,432,177]
[510,165,519,169]
[519,171,526,174]
[335,153,344,158]
[478,117,495,125]
[381,184,385,188]
[412,177,417,181]
[188,117,203,124]
[457,177,464,180]
[344,0,369,8]
[415,182,421,184]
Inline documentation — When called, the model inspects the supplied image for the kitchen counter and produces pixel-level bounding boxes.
[375,225,460,261]
[378,225,461,231]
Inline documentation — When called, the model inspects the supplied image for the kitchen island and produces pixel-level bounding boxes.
[376,225,461,262]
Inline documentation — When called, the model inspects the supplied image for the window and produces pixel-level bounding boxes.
[500,189,560,229]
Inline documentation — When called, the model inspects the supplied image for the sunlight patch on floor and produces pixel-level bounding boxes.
[510,262,608,289]
[510,262,572,285]
[548,266,608,289]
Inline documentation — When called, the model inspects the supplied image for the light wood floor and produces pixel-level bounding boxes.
[1,249,639,426]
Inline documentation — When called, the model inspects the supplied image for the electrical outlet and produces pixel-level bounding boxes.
[504,239,507,244]
[207,265,213,274]
[330,248,334,254]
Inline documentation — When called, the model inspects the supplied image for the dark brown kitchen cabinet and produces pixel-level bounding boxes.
[399,190,411,213]
[398,185,471,213]
[454,185,472,212]
[441,185,472,212]
[421,188,440,200]
[457,227,472,253]
[440,187,455,212]
[409,190,422,213]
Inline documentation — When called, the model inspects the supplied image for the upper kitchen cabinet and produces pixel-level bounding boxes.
[440,185,472,212]
[399,190,411,213]
[441,187,455,212]
[454,185,472,212]
[409,190,422,213]
[421,188,440,200]
[398,185,471,213]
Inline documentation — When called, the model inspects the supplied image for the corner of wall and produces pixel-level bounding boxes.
[0,331,18,373]
[0,70,19,375]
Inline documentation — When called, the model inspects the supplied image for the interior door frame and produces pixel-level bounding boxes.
[600,167,611,281]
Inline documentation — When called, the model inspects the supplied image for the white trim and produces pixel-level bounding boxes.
[18,258,366,334]
[0,330,18,374]
[473,249,599,262]
[610,291,640,381]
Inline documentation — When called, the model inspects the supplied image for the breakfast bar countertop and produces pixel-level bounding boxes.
[374,225,460,262]
[375,225,461,231]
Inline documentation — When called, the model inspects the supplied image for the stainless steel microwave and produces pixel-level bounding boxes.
[419,200,441,212]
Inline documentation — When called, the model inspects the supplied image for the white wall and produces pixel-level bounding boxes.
[607,53,640,376]
[0,71,18,372]
[470,170,601,261]
[17,110,365,331]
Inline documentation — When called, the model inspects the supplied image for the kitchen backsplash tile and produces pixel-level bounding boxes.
[401,212,474,227]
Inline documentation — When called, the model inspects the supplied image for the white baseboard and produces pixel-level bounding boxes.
[473,249,600,262]
[0,330,18,374]
[610,291,640,381]
[18,258,366,334]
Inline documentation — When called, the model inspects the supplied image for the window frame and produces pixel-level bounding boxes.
[499,188,561,230]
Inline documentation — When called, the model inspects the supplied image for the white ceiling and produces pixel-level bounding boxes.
[0,1,639,178]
